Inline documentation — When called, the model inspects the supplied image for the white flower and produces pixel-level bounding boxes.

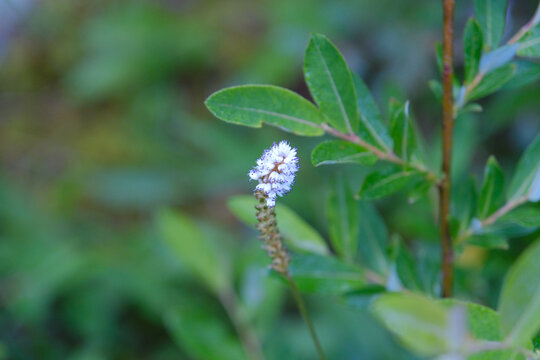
[249,141,299,207]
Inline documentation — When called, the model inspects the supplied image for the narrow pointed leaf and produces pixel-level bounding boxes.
[391,237,423,292]
[464,18,483,83]
[503,60,540,89]
[467,63,516,101]
[474,0,508,50]
[358,167,421,200]
[479,44,518,74]
[429,80,443,102]
[304,33,358,133]
[205,85,324,136]
[517,27,540,58]
[478,156,505,219]
[311,140,377,166]
[389,99,417,161]
[453,177,477,236]
[508,134,540,200]
[227,195,329,255]
[499,239,540,345]
[156,209,229,292]
[357,202,389,275]
[327,175,358,262]
[352,74,393,151]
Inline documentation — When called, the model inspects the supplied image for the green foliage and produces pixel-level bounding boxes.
[388,99,418,161]
[358,167,421,200]
[474,0,508,51]
[165,301,245,360]
[508,133,540,200]
[478,156,505,219]
[327,175,358,262]
[517,26,540,57]
[205,85,324,136]
[499,239,540,346]
[357,202,389,275]
[289,254,366,294]
[440,300,516,360]
[4,1,540,359]
[352,74,394,151]
[304,33,359,134]
[464,18,483,84]
[311,140,377,166]
[156,209,230,292]
[467,63,516,101]
[372,293,449,356]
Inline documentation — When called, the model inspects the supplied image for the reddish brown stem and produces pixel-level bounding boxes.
[440,0,455,298]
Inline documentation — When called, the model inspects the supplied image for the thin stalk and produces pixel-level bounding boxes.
[286,275,326,360]
[253,191,325,359]
[455,195,529,245]
[507,3,540,45]
[320,123,440,183]
[219,289,265,360]
[440,0,455,298]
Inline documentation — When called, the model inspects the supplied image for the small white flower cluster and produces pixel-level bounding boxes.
[249,141,299,207]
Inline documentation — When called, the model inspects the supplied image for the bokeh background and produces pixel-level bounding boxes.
[1,0,539,359]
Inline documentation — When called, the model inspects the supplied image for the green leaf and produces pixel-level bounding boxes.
[517,26,540,57]
[311,140,377,167]
[440,300,517,360]
[479,44,518,74]
[457,103,483,118]
[499,239,540,345]
[358,167,421,200]
[478,156,505,219]
[389,99,417,161]
[205,85,324,136]
[390,237,423,292]
[467,64,516,101]
[289,253,365,294]
[227,195,329,255]
[464,18,484,84]
[327,174,358,262]
[467,233,509,250]
[304,33,358,133]
[474,0,508,50]
[507,133,540,200]
[503,60,540,89]
[357,202,389,274]
[352,74,394,151]
[165,301,245,360]
[429,79,443,102]
[498,206,540,228]
[156,209,229,292]
[372,293,449,356]
[453,177,477,236]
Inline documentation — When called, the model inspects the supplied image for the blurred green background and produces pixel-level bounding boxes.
[1,0,539,359]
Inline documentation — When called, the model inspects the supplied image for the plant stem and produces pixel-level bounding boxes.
[440,0,455,298]
[455,195,529,245]
[285,274,326,360]
[219,289,266,360]
[507,3,540,45]
[320,123,439,183]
